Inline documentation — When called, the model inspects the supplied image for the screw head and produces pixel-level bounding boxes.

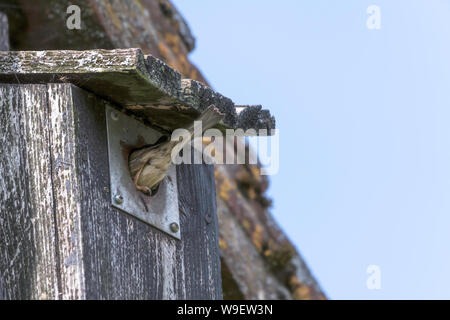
[111,111,119,121]
[170,222,179,233]
[113,194,124,205]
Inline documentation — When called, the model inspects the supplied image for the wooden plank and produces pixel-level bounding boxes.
[0,84,59,299]
[215,163,327,300]
[0,49,177,106]
[47,84,86,299]
[0,12,9,51]
[177,160,222,299]
[0,49,222,132]
[0,49,275,134]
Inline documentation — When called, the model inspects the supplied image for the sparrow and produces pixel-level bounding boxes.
[128,105,224,195]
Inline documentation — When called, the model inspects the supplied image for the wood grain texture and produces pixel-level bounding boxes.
[0,12,9,51]
[0,84,59,299]
[47,84,86,299]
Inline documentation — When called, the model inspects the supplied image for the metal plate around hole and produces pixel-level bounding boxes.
[105,105,181,240]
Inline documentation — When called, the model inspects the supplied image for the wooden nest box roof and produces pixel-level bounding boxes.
[0,48,275,134]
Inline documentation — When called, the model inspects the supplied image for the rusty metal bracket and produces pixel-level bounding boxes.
[105,105,181,240]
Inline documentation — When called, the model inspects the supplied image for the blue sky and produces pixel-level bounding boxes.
[174,0,450,299]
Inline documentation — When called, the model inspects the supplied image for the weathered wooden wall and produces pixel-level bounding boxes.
[0,83,222,299]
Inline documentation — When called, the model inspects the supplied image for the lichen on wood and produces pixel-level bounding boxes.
[0,49,275,134]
